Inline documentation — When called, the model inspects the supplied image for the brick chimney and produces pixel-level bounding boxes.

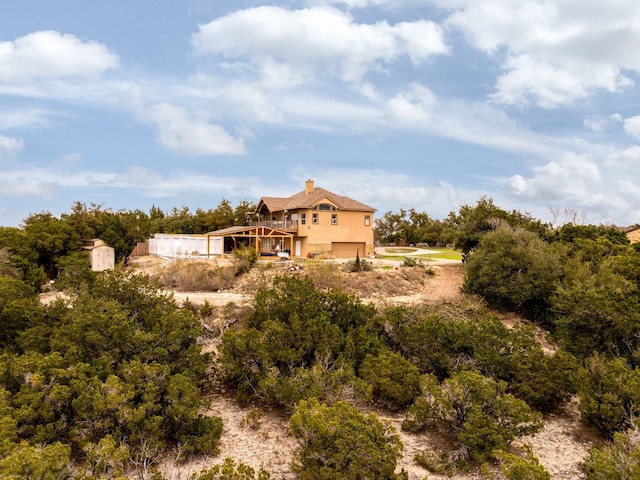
[305,179,314,194]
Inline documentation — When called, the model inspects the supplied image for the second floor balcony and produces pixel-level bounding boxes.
[249,219,298,232]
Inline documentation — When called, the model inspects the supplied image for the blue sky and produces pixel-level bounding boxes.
[2,1,640,227]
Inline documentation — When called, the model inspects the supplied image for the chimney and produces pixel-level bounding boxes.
[305,179,314,194]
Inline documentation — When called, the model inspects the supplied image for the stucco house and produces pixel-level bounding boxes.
[622,225,640,244]
[144,180,376,260]
[249,179,376,258]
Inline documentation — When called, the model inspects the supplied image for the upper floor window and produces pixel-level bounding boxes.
[301,213,306,225]
[364,215,371,226]
[331,214,338,225]
[312,213,319,224]
[315,203,336,211]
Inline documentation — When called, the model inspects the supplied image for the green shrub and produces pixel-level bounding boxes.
[191,457,271,480]
[233,246,258,275]
[493,448,551,480]
[258,364,371,410]
[581,427,640,479]
[380,304,577,413]
[463,226,560,321]
[403,370,543,463]
[359,349,421,411]
[579,354,640,439]
[289,399,407,480]
[218,276,381,408]
[414,448,462,475]
[401,256,421,267]
[343,252,373,272]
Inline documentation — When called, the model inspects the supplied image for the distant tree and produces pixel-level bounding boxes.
[0,276,43,349]
[98,212,134,262]
[0,228,48,288]
[289,399,407,480]
[553,223,630,247]
[233,200,256,226]
[22,212,81,277]
[448,197,550,255]
[374,208,448,245]
[61,201,105,240]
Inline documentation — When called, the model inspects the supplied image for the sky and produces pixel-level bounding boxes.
[1,1,640,227]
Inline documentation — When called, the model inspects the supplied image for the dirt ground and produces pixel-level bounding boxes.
[166,261,465,308]
[43,256,596,479]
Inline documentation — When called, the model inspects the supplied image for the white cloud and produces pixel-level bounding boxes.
[504,153,601,203]
[60,153,82,164]
[584,114,623,132]
[0,165,265,202]
[438,0,640,107]
[0,169,57,198]
[192,6,447,86]
[0,135,24,165]
[0,108,65,129]
[624,116,640,138]
[502,149,640,224]
[386,83,436,127]
[286,166,485,218]
[147,103,245,156]
[0,31,119,83]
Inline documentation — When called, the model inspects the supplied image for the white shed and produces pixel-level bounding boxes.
[83,239,115,271]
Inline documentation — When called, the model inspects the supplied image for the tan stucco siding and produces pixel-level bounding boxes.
[627,228,640,244]
[301,210,373,243]
[294,209,374,257]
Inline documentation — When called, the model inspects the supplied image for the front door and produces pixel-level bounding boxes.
[295,240,301,257]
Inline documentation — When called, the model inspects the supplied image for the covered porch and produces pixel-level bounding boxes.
[206,225,295,258]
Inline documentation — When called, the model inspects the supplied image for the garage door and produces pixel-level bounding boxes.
[331,242,366,258]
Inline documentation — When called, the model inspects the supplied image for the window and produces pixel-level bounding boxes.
[364,215,371,226]
[301,213,306,225]
[315,203,336,211]
[312,213,319,224]
[331,214,338,225]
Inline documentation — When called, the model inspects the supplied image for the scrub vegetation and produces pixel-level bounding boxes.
[0,197,639,478]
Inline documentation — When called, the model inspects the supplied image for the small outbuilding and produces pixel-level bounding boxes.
[82,238,115,271]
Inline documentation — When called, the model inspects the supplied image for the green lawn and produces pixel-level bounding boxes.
[378,247,462,262]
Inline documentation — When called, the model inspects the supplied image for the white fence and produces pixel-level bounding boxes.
[148,234,223,258]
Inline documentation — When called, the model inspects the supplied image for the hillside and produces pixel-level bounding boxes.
[130,259,599,480]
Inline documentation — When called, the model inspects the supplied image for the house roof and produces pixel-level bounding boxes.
[620,225,640,233]
[258,186,375,213]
